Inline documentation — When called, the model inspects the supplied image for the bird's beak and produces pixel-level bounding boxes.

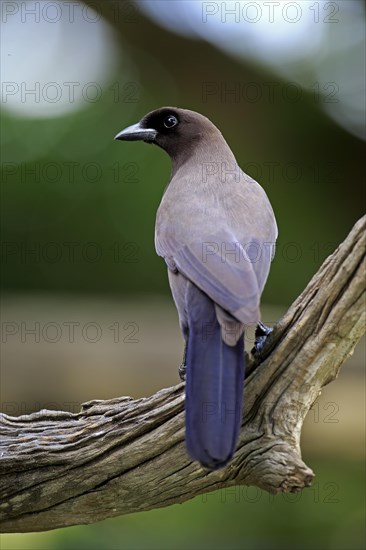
[114,122,157,142]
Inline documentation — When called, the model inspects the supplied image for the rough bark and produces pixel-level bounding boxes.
[0,216,365,533]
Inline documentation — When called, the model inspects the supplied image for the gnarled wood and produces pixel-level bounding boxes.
[0,216,365,533]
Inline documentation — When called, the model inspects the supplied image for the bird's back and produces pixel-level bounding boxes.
[156,163,277,293]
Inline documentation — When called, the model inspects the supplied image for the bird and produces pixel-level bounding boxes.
[115,107,277,470]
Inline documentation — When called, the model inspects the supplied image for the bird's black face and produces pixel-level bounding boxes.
[142,109,180,136]
[114,107,208,156]
[115,108,181,146]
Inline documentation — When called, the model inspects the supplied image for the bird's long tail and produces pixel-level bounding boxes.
[185,284,245,469]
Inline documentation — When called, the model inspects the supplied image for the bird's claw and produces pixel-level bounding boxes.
[252,321,273,356]
[179,363,186,381]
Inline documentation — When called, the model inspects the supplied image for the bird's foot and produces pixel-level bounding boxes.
[252,321,273,356]
[179,363,186,381]
[179,342,187,381]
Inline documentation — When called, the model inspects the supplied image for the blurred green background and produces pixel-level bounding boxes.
[1,1,365,549]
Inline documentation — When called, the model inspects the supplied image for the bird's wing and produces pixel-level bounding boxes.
[158,231,265,324]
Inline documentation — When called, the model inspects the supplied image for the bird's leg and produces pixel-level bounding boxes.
[179,343,187,381]
[252,321,273,355]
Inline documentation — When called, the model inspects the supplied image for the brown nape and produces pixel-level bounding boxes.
[147,107,235,174]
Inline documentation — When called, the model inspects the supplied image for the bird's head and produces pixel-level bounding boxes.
[114,107,224,160]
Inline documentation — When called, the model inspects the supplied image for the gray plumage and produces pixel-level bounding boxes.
[115,107,277,469]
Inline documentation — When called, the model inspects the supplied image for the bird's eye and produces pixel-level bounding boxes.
[163,115,178,129]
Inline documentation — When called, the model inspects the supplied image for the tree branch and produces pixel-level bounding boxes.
[1,216,365,533]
